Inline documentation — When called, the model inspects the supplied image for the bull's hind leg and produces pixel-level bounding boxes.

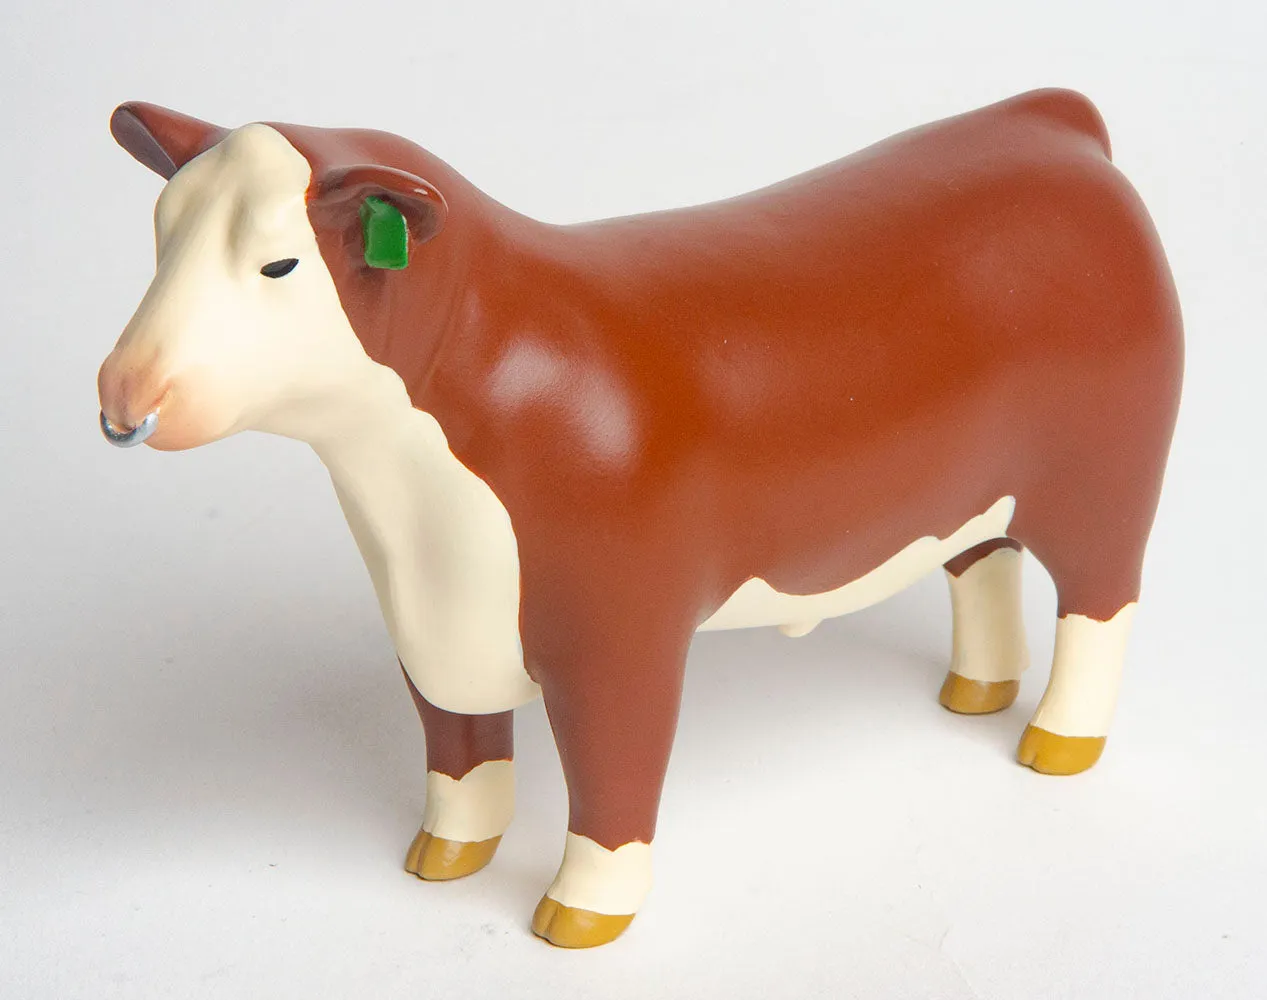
[402,669,514,880]
[939,539,1028,714]
[1010,473,1161,775]
[1017,604,1137,775]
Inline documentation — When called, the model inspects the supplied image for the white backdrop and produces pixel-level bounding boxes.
[1,2,1263,998]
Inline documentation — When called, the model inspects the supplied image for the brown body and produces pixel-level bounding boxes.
[101,89,1182,946]
[278,89,1181,842]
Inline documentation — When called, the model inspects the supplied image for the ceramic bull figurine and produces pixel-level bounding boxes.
[97,89,1182,948]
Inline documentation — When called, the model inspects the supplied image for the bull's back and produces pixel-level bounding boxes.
[544,90,1178,601]
[557,89,1116,310]
[558,89,1154,440]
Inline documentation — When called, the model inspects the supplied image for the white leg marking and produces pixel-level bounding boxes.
[1030,604,1138,737]
[946,547,1029,683]
[545,834,653,915]
[421,760,515,843]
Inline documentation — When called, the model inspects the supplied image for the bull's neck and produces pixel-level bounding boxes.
[398,205,566,465]
[302,203,552,538]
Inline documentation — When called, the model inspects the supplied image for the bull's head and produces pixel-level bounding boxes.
[97,103,447,450]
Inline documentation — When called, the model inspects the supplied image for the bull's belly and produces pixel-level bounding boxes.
[698,496,1016,635]
[323,364,1017,714]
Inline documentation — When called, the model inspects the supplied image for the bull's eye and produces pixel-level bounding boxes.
[260,258,299,279]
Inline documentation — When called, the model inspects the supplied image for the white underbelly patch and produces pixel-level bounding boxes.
[323,362,1013,707]
[699,496,1016,634]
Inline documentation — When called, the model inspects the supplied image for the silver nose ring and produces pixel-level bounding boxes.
[100,410,158,447]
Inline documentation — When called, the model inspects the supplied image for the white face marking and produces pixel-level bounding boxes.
[545,834,653,916]
[700,496,1017,633]
[107,125,538,714]
[109,124,376,447]
[946,545,1029,683]
[1030,603,1137,737]
[422,761,515,843]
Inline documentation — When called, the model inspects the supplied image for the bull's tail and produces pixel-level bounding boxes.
[1009,88,1113,161]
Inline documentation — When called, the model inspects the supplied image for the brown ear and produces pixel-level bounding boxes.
[314,164,448,245]
[110,102,227,179]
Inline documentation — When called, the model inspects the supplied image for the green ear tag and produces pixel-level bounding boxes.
[359,196,409,269]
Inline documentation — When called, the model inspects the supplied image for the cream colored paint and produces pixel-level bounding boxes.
[120,124,537,716]
[700,496,1016,633]
[545,834,653,916]
[778,620,820,638]
[112,125,381,444]
[318,379,539,715]
[1030,603,1137,737]
[421,760,515,843]
[946,546,1029,683]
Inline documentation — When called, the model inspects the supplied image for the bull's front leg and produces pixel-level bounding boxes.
[401,668,514,880]
[528,606,694,949]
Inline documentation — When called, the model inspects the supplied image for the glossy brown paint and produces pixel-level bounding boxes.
[944,537,1024,578]
[110,91,1182,853]
[403,666,512,779]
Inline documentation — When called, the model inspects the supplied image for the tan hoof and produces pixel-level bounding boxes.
[404,828,501,881]
[531,896,635,948]
[1017,724,1106,775]
[939,673,1019,714]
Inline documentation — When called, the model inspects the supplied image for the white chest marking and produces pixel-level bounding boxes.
[699,496,1016,634]
[316,371,540,716]
[142,126,537,716]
